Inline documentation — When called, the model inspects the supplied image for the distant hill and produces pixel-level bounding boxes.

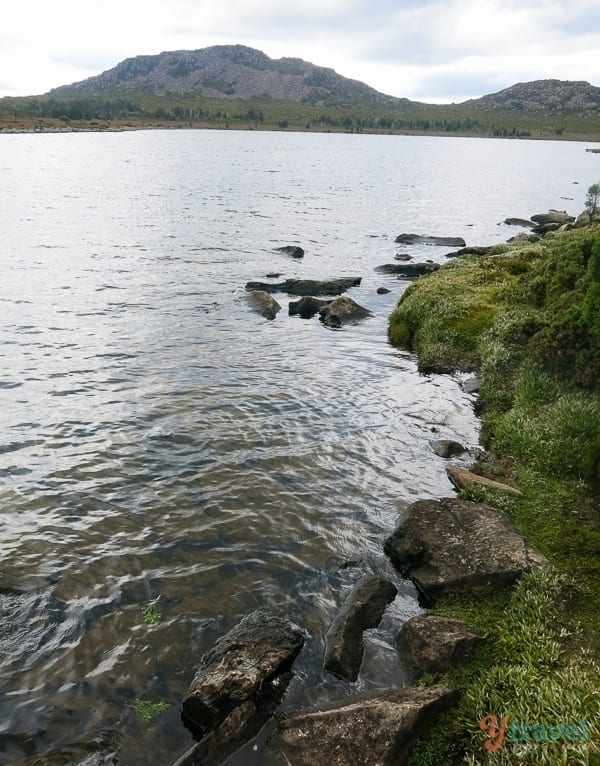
[464,79,600,111]
[49,44,412,109]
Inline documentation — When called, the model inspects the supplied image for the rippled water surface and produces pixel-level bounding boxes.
[0,130,597,765]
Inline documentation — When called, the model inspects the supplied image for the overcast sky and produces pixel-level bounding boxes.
[1,0,599,103]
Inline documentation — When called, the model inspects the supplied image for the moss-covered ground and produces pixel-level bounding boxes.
[389,225,600,764]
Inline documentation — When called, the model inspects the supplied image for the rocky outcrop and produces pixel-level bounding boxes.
[397,615,485,676]
[276,245,304,259]
[288,296,332,318]
[446,466,523,496]
[182,610,305,737]
[245,277,361,296]
[432,439,466,458]
[504,217,536,227]
[464,79,600,112]
[383,498,550,604]
[507,232,540,244]
[319,296,373,327]
[324,576,397,681]
[269,686,456,766]
[395,234,466,247]
[530,211,575,225]
[375,263,440,277]
[532,221,562,235]
[246,290,282,319]
[444,246,493,258]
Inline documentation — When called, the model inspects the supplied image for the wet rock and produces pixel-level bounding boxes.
[446,466,523,496]
[395,233,467,247]
[289,296,332,319]
[432,439,466,458]
[276,245,305,259]
[246,290,282,320]
[530,211,575,225]
[383,498,550,604]
[324,575,397,681]
[319,296,373,328]
[444,246,493,258]
[375,263,440,277]
[182,610,305,736]
[269,686,456,766]
[376,287,391,294]
[394,253,413,261]
[507,232,541,244]
[532,222,562,236]
[245,277,361,296]
[266,272,282,278]
[462,376,480,394]
[398,615,485,676]
[504,217,536,227]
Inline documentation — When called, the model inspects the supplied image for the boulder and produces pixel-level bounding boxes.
[395,234,467,247]
[182,610,305,736]
[394,253,413,261]
[319,296,373,328]
[432,439,466,458]
[504,217,536,228]
[246,290,282,320]
[383,498,550,604]
[376,287,391,294]
[530,211,575,225]
[532,222,562,236]
[507,232,541,244]
[324,575,397,681]
[245,277,361,296]
[276,245,305,259]
[289,296,332,319]
[375,263,440,277]
[397,615,485,676]
[462,376,480,394]
[444,246,493,258]
[269,686,456,766]
[446,466,523,496]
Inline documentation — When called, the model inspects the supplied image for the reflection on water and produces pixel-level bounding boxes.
[0,130,593,765]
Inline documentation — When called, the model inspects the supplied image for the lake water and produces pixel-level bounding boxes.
[0,129,597,765]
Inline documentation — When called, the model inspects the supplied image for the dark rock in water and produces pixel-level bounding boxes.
[394,253,413,261]
[319,296,373,327]
[504,217,536,227]
[375,263,440,278]
[276,245,304,259]
[269,686,456,766]
[532,222,562,235]
[432,439,466,458]
[395,233,466,247]
[384,498,549,604]
[246,290,282,320]
[398,615,485,676]
[376,287,391,294]
[507,232,541,244]
[530,211,575,225]
[245,277,361,296]
[324,575,397,681]
[289,295,332,318]
[444,246,493,258]
[266,272,282,278]
[182,610,305,736]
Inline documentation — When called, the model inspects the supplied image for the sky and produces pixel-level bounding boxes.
[1,0,599,103]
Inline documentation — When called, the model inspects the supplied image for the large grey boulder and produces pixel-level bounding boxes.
[319,296,373,327]
[398,615,485,676]
[324,575,397,681]
[383,498,550,604]
[375,263,440,277]
[269,686,456,766]
[289,295,332,318]
[245,277,361,296]
[395,233,466,247]
[530,211,575,225]
[246,289,282,319]
[182,611,305,735]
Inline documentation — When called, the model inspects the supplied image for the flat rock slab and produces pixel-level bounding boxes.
[319,296,373,328]
[182,610,305,735]
[395,233,466,247]
[446,466,523,496]
[245,277,361,296]
[269,686,456,766]
[398,614,485,676]
[383,498,550,604]
[530,212,575,225]
[375,262,440,277]
[324,575,397,681]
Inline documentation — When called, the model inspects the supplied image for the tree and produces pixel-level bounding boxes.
[585,182,600,219]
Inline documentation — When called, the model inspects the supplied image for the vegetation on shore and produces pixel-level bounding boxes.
[388,222,600,764]
[1,92,600,140]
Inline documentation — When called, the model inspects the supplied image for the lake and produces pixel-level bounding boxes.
[0,129,597,765]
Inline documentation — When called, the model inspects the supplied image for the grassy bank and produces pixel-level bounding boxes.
[388,225,600,764]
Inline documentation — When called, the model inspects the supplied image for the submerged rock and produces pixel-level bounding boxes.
[324,575,397,681]
[276,245,305,259]
[269,686,456,766]
[375,263,440,277]
[245,277,361,296]
[398,615,485,676]
[319,296,373,327]
[395,233,466,247]
[432,439,466,458]
[289,295,332,319]
[246,290,282,320]
[384,498,550,604]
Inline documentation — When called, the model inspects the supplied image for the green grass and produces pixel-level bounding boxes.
[134,699,170,722]
[390,225,600,765]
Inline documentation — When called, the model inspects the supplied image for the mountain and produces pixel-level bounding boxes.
[49,44,412,109]
[464,79,600,111]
